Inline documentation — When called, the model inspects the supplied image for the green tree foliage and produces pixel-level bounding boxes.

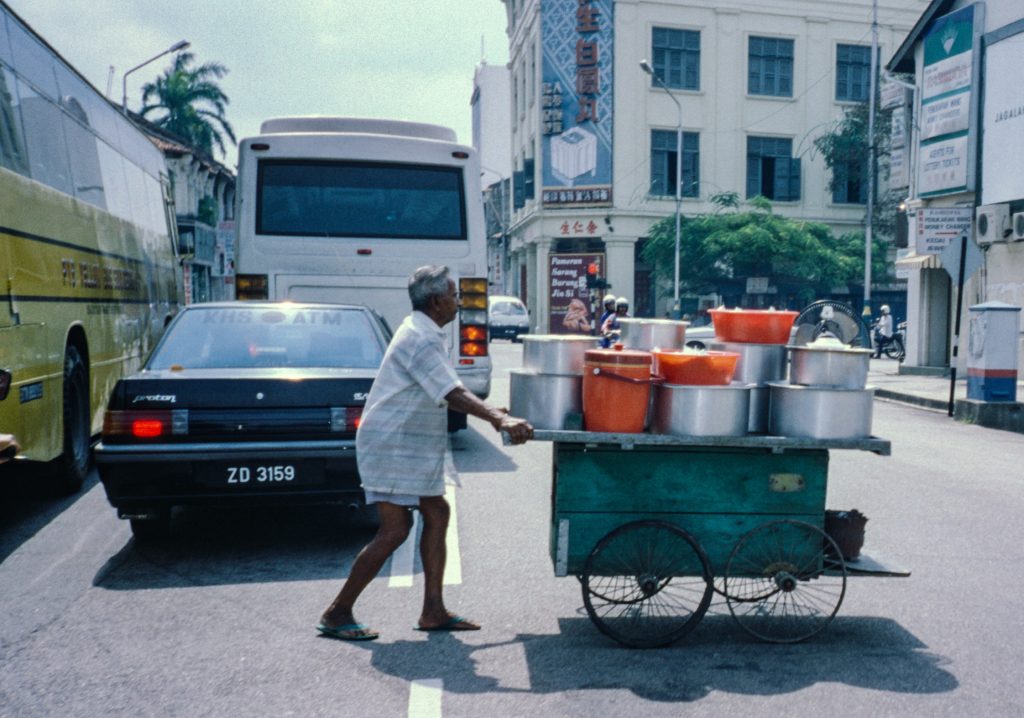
[813,103,900,243]
[641,193,886,307]
[140,52,236,157]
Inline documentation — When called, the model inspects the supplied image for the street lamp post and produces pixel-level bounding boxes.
[640,60,682,319]
[121,40,190,115]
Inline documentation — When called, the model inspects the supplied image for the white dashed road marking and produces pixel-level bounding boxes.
[408,678,443,717]
[388,485,463,587]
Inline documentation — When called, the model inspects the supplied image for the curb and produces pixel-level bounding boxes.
[875,389,1024,435]
[874,388,948,412]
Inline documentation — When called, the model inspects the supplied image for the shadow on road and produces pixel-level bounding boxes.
[92,504,378,590]
[0,465,100,563]
[353,613,956,703]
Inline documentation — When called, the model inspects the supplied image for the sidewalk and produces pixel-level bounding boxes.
[868,358,1024,434]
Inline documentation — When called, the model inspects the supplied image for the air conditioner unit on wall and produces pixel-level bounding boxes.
[976,204,1011,246]
[1012,212,1024,241]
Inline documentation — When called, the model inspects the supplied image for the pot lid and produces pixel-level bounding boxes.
[788,336,873,354]
[585,345,652,365]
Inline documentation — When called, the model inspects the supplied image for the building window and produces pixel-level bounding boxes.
[836,44,871,102]
[650,130,699,198]
[748,36,793,97]
[832,157,867,204]
[523,157,535,200]
[746,136,800,201]
[651,27,700,90]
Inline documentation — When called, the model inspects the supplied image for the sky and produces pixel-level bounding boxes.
[7,1,511,163]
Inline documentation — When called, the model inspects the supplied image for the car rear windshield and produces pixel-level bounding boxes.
[490,300,526,316]
[148,306,386,370]
[256,160,467,239]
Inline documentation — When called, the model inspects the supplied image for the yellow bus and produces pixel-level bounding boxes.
[0,3,183,492]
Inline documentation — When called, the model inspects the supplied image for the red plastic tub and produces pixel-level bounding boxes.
[652,350,740,385]
[709,308,799,344]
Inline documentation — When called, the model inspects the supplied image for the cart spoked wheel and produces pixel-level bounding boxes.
[723,519,847,643]
[581,520,713,648]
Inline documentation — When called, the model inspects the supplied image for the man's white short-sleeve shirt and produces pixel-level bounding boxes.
[356,311,462,497]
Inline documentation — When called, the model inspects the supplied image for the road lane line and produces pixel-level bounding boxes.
[389,512,418,588]
[443,484,461,585]
[408,679,443,718]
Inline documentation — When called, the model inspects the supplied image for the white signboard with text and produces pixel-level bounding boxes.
[981,31,1024,205]
[915,207,973,255]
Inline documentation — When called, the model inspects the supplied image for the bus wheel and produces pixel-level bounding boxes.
[55,345,91,494]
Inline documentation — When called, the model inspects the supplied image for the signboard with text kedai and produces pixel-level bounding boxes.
[915,207,973,255]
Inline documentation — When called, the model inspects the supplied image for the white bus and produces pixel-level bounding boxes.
[234,117,492,425]
[0,2,182,491]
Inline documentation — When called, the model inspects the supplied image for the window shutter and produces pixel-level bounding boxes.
[746,156,760,198]
[523,158,535,199]
[513,170,525,209]
[788,157,801,201]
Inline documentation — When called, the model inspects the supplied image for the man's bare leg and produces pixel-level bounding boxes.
[417,494,479,630]
[321,502,413,630]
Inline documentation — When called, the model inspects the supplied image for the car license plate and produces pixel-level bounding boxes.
[196,460,324,487]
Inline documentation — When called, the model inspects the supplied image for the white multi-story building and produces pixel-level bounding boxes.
[889,0,1024,376]
[499,0,926,333]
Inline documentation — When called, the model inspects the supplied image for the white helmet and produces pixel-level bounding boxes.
[603,294,617,307]
[881,304,890,314]
[615,297,630,309]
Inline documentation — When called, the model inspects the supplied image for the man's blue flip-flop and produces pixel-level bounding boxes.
[316,622,379,641]
[415,615,481,632]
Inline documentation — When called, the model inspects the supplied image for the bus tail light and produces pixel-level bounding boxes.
[103,410,189,440]
[236,274,269,300]
[458,277,489,358]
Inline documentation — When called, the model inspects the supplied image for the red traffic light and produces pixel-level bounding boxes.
[587,262,598,275]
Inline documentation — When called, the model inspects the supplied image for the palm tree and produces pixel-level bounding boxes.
[139,52,236,157]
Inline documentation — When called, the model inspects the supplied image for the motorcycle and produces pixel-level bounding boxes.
[872,318,906,362]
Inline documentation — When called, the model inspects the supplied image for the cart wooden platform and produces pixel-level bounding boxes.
[522,429,909,647]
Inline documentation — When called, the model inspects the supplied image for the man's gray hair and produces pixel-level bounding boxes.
[408,265,451,311]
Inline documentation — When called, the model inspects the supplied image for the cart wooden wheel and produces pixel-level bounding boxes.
[581,520,713,648]
[723,519,847,643]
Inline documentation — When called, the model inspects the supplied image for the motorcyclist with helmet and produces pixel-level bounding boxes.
[600,297,630,347]
[873,305,894,358]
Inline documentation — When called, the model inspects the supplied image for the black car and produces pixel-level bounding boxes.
[94,302,390,540]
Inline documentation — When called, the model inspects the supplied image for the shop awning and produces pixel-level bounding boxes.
[895,252,941,270]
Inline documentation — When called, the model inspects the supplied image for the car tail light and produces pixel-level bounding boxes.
[458,277,488,357]
[330,407,362,433]
[236,274,269,300]
[104,410,189,439]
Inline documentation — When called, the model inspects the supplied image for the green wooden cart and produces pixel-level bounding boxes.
[529,429,908,647]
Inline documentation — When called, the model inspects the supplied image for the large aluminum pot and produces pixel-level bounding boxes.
[710,341,788,385]
[618,318,688,351]
[521,335,599,376]
[509,369,582,430]
[748,385,770,433]
[788,339,872,389]
[768,382,874,439]
[651,383,750,437]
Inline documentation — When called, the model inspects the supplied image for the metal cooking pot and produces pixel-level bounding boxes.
[748,385,770,433]
[521,334,599,375]
[788,339,872,389]
[509,369,582,430]
[767,382,874,439]
[651,383,750,437]
[618,318,688,351]
[710,341,788,385]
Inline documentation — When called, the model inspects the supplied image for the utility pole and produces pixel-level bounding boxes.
[864,0,878,317]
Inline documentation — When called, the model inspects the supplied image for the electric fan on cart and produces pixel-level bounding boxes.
[791,300,872,348]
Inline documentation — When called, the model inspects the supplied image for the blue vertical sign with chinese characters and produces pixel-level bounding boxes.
[540,0,613,208]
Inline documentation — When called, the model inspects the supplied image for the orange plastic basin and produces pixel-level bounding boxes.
[709,308,799,344]
[653,350,739,385]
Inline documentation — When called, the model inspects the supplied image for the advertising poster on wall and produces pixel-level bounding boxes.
[540,0,613,209]
[981,30,1024,205]
[549,253,603,334]
[917,4,979,198]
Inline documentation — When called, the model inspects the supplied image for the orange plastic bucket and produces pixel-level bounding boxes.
[582,346,653,433]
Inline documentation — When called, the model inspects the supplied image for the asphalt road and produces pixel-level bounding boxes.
[2,340,1024,717]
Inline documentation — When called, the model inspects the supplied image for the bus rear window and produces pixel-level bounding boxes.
[256,160,466,240]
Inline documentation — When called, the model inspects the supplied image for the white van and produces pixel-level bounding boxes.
[488,296,530,342]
